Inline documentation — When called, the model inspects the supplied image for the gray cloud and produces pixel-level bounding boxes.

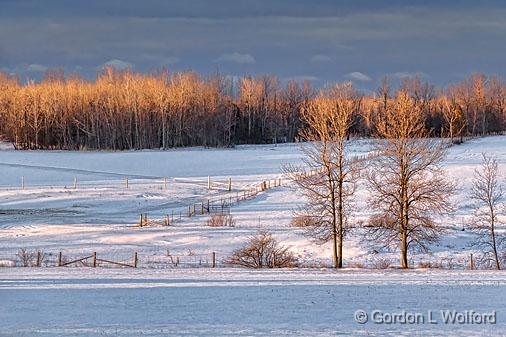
[0,1,505,88]
[346,71,372,82]
[391,71,430,80]
[214,52,256,64]
[27,64,48,72]
[285,75,319,82]
[100,59,133,70]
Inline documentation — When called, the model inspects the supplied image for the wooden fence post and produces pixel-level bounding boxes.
[188,205,191,217]
[36,251,41,267]
[93,252,97,267]
[21,176,25,190]
[73,177,77,190]
[164,177,167,190]
[212,252,216,268]
[165,215,169,226]
[139,214,143,227]
[470,254,474,270]
[125,176,129,189]
[201,203,204,215]
[58,252,62,267]
[143,213,148,227]
[228,178,232,191]
[133,252,138,268]
[208,176,211,190]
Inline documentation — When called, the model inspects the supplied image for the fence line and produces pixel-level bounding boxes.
[137,177,284,227]
[135,151,384,228]
[0,175,251,192]
[0,250,221,269]
[0,249,478,270]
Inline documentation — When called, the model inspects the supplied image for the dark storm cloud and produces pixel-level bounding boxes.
[1,0,505,88]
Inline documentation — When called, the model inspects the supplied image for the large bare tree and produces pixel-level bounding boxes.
[470,154,504,269]
[285,83,361,268]
[366,91,455,269]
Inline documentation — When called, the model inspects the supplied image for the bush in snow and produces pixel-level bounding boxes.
[227,230,298,268]
[16,248,47,267]
[369,258,392,269]
[417,260,443,269]
[289,215,321,228]
[206,214,235,227]
[17,248,35,267]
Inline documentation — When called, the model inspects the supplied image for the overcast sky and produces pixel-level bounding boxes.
[1,0,505,89]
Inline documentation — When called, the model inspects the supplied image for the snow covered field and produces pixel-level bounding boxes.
[1,137,506,336]
[0,137,505,267]
[0,139,374,264]
[1,268,505,336]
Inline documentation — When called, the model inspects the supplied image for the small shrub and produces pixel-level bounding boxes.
[17,248,35,267]
[206,214,236,227]
[290,215,321,228]
[347,262,364,269]
[418,260,443,269]
[370,258,392,269]
[227,230,298,268]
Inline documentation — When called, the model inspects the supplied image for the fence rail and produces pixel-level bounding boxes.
[0,249,479,270]
[0,250,220,269]
[137,177,284,227]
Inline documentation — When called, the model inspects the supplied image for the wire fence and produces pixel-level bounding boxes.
[0,250,229,269]
[0,175,252,192]
[0,249,482,270]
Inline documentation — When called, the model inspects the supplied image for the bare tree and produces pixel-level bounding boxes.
[285,83,361,268]
[470,154,504,269]
[440,95,467,144]
[366,91,455,269]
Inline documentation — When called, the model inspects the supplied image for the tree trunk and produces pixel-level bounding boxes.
[337,151,344,268]
[401,182,409,269]
[328,169,339,268]
[490,207,501,270]
[337,179,343,268]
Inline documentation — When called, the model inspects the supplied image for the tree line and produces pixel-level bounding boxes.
[0,69,505,150]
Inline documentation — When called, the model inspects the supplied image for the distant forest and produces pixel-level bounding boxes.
[0,68,504,150]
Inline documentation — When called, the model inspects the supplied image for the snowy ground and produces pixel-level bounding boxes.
[1,268,505,336]
[0,137,505,268]
[0,140,375,266]
[1,137,506,336]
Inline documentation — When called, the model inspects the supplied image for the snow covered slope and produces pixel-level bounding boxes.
[0,137,505,267]
[1,268,505,336]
